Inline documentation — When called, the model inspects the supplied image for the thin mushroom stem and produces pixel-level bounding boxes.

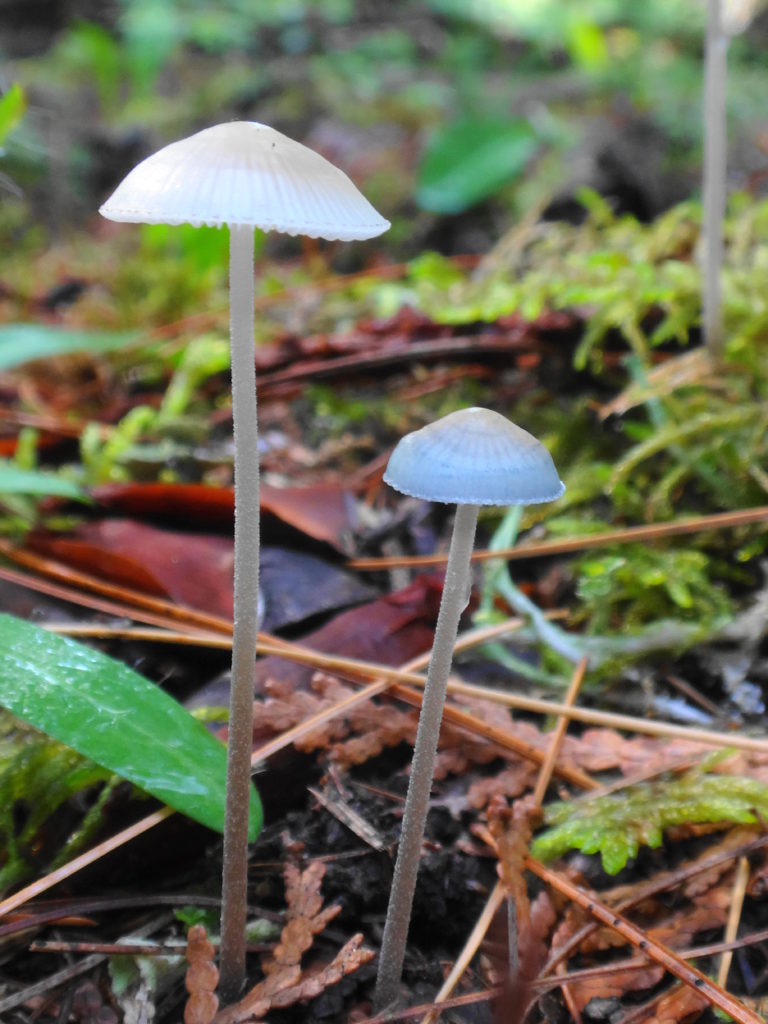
[220,223,259,1001]
[703,0,728,359]
[375,502,479,1011]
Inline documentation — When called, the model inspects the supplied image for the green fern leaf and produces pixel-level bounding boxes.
[531,767,768,874]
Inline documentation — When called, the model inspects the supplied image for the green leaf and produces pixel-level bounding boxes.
[416,115,539,214]
[0,615,261,839]
[0,461,88,502]
[0,84,26,145]
[0,325,140,371]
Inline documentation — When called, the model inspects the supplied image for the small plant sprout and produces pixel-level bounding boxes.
[702,0,756,359]
[99,121,389,1000]
[374,407,564,1010]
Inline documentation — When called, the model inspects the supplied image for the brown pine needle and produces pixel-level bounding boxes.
[540,831,768,978]
[249,642,768,758]
[347,505,768,570]
[717,855,751,988]
[440,678,768,756]
[421,881,506,1024]
[532,657,588,808]
[386,681,598,789]
[0,808,173,920]
[0,540,233,636]
[525,856,765,1024]
[531,923,768,993]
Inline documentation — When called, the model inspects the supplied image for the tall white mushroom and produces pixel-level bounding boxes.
[99,122,389,1000]
[702,0,758,359]
[374,407,564,1011]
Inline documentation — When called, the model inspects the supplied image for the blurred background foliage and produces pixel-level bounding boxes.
[1,0,768,661]
[2,0,768,249]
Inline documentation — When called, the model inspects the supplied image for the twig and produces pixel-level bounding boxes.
[0,808,173,920]
[525,856,764,1024]
[532,922,768,992]
[540,830,768,977]
[717,854,750,987]
[532,657,588,807]
[352,985,503,1024]
[347,506,768,570]
[0,953,105,1016]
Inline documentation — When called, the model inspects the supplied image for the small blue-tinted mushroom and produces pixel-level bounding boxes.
[384,406,564,506]
[375,407,564,1010]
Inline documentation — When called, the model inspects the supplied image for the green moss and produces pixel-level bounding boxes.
[532,762,768,874]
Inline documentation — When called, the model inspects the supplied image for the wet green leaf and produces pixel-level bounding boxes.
[0,615,261,839]
[0,84,26,145]
[0,325,139,370]
[416,116,539,214]
[0,461,88,502]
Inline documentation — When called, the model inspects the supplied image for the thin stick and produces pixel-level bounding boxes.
[526,857,764,1024]
[421,881,506,1024]
[242,639,768,758]
[390,682,597,789]
[375,503,480,1011]
[347,505,768,570]
[716,855,750,987]
[440,679,768,756]
[220,223,259,1001]
[530,657,588,1022]
[0,541,233,636]
[0,808,173,920]
[532,657,588,807]
[540,830,768,978]
[532,923,768,990]
[54,621,762,760]
[703,0,728,359]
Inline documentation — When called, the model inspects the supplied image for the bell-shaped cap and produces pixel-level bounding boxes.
[384,407,565,507]
[99,121,390,241]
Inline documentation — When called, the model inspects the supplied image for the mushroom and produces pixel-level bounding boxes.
[374,406,564,1010]
[702,0,756,359]
[99,121,389,999]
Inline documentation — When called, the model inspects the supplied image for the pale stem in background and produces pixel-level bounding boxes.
[374,503,479,1011]
[703,0,728,359]
[219,223,259,1000]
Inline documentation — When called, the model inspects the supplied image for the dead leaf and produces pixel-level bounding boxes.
[91,481,357,552]
[570,964,665,1012]
[639,983,708,1024]
[214,860,372,1024]
[254,574,444,692]
[184,925,219,1024]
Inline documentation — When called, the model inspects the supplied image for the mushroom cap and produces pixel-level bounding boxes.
[99,121,390,241]
[384,407,565,506]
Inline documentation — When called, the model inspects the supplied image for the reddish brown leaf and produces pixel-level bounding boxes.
[185,925,219,1024]
[214,860,371,1024]
[639,984,708,1024]
[254,574,444,691]
[28,520,236,619]
[569,965,665,1012]
[91,481,356,552]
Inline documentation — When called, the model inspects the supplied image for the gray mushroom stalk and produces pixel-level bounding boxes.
[374,406,564,1011]
[99,121,388,1001]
